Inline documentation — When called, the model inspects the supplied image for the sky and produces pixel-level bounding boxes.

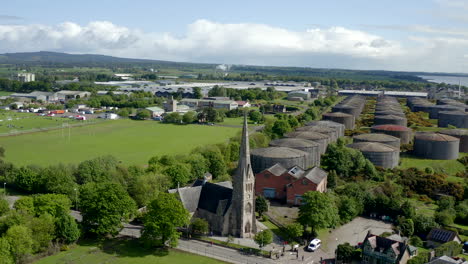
[1,0,468,73]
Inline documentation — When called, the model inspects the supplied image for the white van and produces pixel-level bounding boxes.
[307,238,321,252]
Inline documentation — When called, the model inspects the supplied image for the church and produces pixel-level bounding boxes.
[169,116,257,237]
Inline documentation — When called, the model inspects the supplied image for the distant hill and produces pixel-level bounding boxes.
[0,51,215,69]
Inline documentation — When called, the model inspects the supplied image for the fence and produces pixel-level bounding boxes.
[0,120,105,137]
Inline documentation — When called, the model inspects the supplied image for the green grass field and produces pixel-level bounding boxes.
[399,153,467,178]
[0,112,83,134]
[35,239,225,264]
[1,119,240,166]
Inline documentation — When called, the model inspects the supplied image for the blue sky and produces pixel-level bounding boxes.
[1,0,468,72]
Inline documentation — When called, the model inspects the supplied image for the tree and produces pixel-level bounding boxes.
[136,109,151,120]
[29,213,55,253]
[249,110,263,124]
[338,196,359,223]
[437,196,455,211]
[75,155,119,184]
[255,196,268,217]
[401,201,416,219]
[41,164,77,197]
[55,212,80,244]
[298,191,339,234]
[0,197,9,217]
[190,218,209,235]
[130,173,170,207]
[271,120,291,137]
[413,214,438,235]
[163,163,191,188]
[33,193,72,218]
[14,166,43,193]
[79,182,136,237]
[117,108,130,117]
[409,236,423,247]
[254,230,273,248]
[164,112,182,124]
[185,154,208,180]
[435,210,456,226]
[141,193,189,248]
[200,148,226,179]
[0,237,13,264]
[193,87,203,99]
[5,225,33,263]
[327,170,337,189]
[285,223,303,242]
[182,111,196,124]
[397,217,414,237]
[435,241,463,257]
[13,197,35,214]
[336,243,355,263]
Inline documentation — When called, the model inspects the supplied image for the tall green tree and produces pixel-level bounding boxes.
[141,193,189,248]
[5,225,33,263]
[79,182,136,237]
[163,163,191,188]
[0,237,13,264]
[254,230,273,248]
[285,223,303,242]
[255,196,268,217]
[55,212,80,244]
[298,191,339,234]
[271,120,291,138]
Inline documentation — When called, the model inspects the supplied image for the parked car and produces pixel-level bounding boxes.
[307,239,321,252]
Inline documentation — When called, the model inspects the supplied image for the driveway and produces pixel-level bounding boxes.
[301,217,394,263]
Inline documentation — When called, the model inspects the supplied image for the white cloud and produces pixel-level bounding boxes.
[0,19,466,72]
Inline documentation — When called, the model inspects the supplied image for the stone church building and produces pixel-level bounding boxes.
[169,117,257,237]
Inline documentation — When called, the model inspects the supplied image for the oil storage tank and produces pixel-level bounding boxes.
[428,105,464,119]
[322,112,355,130]
[438,111,468,128]
[295,126,338,142]
[332,105,361,117]
[413,132,459,160]
[353,133,401,149]
[439,129,468,153]
[374,111,406,117]
[371,125,412,144]
[374,115,408,127]
[269,138,321,166]
[250,147,309,173]
[305,120,345,138]
[347,142,399,169]
[284,131,330,154]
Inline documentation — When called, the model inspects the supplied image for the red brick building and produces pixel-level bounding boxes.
[255,163,327,205]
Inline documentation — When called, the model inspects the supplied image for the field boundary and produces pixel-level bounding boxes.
[0,119,107,137]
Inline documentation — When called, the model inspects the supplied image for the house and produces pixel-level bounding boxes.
[145,106,165,117]
[426,228,462,248]
[254,164,327,205]
[236,101,251,108]
[361,232,416,264]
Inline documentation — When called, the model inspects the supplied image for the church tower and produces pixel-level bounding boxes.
[229,114,257,237]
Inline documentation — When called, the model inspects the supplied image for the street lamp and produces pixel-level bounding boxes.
[74,188,78,210]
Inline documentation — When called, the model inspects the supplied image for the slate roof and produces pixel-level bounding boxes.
[303,167,328,184]
[363,233,409,262]
[197,182,233,215]
[264,163,288,176]
[427,228,460,243]
[168,186,202,213]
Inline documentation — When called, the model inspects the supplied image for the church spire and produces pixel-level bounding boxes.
[229,112,257,238]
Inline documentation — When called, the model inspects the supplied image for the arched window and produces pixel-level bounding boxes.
[244,222,251,233]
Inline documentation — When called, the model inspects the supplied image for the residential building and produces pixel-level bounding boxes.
[426,228,462,248]
[254,164,327,205]
[236,101,251,108]
[426,255,468,264]
[361,232,417,264]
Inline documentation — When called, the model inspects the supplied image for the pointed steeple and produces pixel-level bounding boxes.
[237,112,251,175]
[229,112,257,238]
